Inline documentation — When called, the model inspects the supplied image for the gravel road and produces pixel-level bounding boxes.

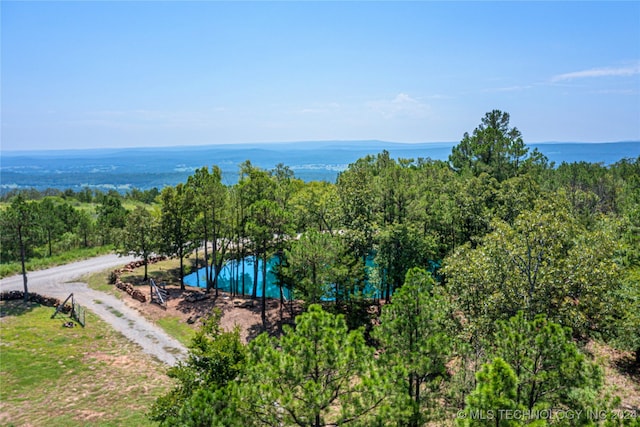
[0,254,187,365]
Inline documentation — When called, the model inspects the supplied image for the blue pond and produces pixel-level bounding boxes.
[182,256,379,301]
[183,256,441,301]
[183,256,292,300]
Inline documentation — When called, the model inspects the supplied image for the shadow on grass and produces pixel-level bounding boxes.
[614,352,640,381]
[118,264,184,288]
[0,300,39,318]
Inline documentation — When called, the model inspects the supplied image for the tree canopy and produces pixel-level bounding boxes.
[3,110,638,425]
[449,109,546,181]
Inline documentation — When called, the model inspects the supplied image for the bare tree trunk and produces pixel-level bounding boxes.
[47,230,53,257]
[241,249,246,296]
[195,246,200,288]
[18,226,28,302]
[20,247,28,302]
[252,253,258,298]
[179,247,185,291]
[262,252,267,327]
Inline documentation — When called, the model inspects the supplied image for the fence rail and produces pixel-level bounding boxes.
[51,293,85,327]
[150,279,168,308]
[72,301,85,327]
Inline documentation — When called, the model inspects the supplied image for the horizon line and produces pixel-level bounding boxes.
[2,139,639,154]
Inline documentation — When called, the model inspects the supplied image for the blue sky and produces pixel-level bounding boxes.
[2,1,639,151]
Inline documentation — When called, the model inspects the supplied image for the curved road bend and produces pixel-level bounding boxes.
[0,254,187,366]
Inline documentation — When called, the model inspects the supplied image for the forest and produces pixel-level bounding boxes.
[1,110,639,426]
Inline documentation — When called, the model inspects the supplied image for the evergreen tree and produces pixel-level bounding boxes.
[0,194,39,300]
[373,267,452,426]
[459,358,523,427]
[187,166,232,294]
[37,197,64,257]
[238,304,387,427]
[336,156,376,265]
[118,205,158,281]
[449,110,546,182]
[95,193,127,245]
[492,311,602,413]
[291,180,340,234]
[281,229,342,305]
[158,183,196,290]
[149,309,246,426]
[374,223,436,301]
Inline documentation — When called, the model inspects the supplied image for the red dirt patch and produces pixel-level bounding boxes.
[119,283,302,343]
[587,341,640,410]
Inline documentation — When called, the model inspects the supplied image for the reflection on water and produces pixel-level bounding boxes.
[183,256,441,301]
[183,256,291,300]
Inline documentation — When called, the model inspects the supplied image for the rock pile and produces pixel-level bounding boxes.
[110,256,167,303]
[113,256,167,275]
[114,278,146,303]
[0,291,72,313]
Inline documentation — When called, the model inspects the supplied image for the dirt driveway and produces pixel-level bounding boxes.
[0,255,187,365]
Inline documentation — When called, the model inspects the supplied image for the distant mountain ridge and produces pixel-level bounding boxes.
[1,141,638,193]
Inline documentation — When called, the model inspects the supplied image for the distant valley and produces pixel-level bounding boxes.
[1,141,638,193]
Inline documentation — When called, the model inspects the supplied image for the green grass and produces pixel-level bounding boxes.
[83,269,122,297]
[108,308,124,318]
[119,257,186,288]
[156,316,196,347]
[0,300,173,426]
[0,246,114,279]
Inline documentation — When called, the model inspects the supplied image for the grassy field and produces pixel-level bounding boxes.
[0,300,174,426]
[155,317,196,347]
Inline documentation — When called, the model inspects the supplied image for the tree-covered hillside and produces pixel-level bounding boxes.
[2,111,639,425]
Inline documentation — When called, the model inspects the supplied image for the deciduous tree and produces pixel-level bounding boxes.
[444,196,621,340]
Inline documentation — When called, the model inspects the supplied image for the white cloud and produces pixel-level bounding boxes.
[551,64,640,82]
[367,93,431,119]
